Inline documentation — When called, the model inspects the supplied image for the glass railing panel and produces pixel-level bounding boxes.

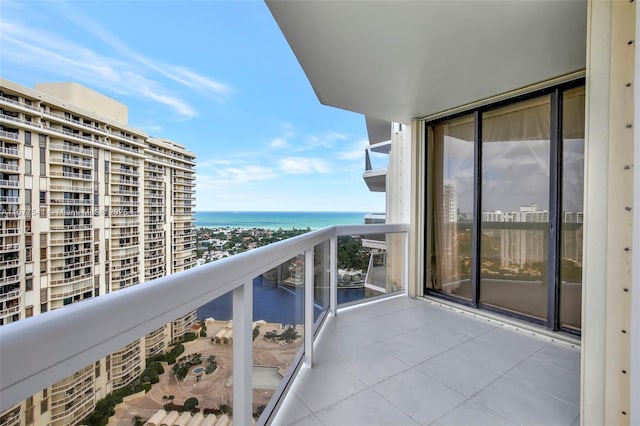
[337,231,405,307]
[313,240,330,330]
[0,292,239,426]
[252,254,305,421]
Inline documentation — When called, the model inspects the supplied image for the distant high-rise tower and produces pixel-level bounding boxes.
[0,79,196,426]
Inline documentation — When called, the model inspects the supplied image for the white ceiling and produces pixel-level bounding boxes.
[266,0,587,124]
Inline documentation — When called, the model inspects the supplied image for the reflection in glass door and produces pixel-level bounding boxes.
[430,115,475,300]
[480,96,551,322]
[559,86,585,331]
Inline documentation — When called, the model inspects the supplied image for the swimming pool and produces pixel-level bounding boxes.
[252,366,282,390]
[193,367,205,374]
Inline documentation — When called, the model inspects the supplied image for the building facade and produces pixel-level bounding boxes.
[0,79,196,426]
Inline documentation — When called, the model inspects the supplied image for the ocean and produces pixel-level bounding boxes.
[194,211,368,230]
[195,211,370,323]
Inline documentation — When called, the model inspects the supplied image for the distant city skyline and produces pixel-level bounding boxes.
[0,1,385,212]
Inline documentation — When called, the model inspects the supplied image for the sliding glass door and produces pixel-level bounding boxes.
[480,96,551,322]
[425,81,585,333]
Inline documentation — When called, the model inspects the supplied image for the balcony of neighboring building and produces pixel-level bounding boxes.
[0,403,20,426]
[363,139,390,193]
[0,143,20,159]
[0,128,19,143]
[49,165,92,181]
[49,142,94,157]
[0,159,19,173]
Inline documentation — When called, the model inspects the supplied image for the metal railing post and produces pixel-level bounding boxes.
[404,231,409,295]
[304,248,314,367]
[330,235,337,316]
[233,282,253,424]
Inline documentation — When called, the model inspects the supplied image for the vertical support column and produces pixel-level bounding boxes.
[232,283,253,425]
[632,1,640,422]
[471,110,483,307]
[583,0,635,424]
[603,1,635,424]
[547,88,563,331]
[304,248,314,367]
[330,235,337,316]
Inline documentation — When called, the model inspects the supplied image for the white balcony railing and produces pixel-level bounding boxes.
[0,223,408,423]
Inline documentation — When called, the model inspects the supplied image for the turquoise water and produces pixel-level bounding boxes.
[194,211,368,230]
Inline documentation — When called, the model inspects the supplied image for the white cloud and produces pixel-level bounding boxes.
[337,138,368,161]
[269,137,288,149]
[196,165,277,190]
[0,6,231,118]
[279,157,331,175]
[59,3,233,100]
[198,158,235,168]
[304,131,348,150]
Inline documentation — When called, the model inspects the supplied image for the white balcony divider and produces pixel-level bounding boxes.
[0,223,408,421]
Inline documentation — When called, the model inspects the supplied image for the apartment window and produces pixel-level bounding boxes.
[39,233,47,274]
[39,147,46,177]
[39,191,46,205]
[25,189,32,219]
[105,160,110,184]
[25,276,33,291]
[25,306,33,317]
[25,397,34,424]
[424,80,585,334]
[25,159,32,175]
[24,131,31,146]
[40,303,47,313]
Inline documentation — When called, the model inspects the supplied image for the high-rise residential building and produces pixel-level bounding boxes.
[0,79,196,426]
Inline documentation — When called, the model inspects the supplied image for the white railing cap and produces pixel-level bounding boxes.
[0,223,407,411]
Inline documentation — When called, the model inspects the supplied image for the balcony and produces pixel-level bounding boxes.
[362,140,390,193]
[0,224,581,425]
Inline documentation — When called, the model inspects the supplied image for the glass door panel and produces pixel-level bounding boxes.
[480,96,551,321]
[430,115,474,300]
[560,86,585,331]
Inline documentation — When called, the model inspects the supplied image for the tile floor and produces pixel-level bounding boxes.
[272,296,580,426]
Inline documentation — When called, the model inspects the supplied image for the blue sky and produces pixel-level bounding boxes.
[0,0,385,212]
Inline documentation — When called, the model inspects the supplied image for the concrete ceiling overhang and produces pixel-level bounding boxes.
[266,0,587,124]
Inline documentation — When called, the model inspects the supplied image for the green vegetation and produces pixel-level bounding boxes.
[252,325,260,341]
[263,326,300,343]
[337,236,370,271]
[148,343,185,365]
[82,381,149,425]
[196,227,312,262]
[172,352,202,381]
[183,397,199,412]
[205,355,218,374]
[140,360,164,385]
